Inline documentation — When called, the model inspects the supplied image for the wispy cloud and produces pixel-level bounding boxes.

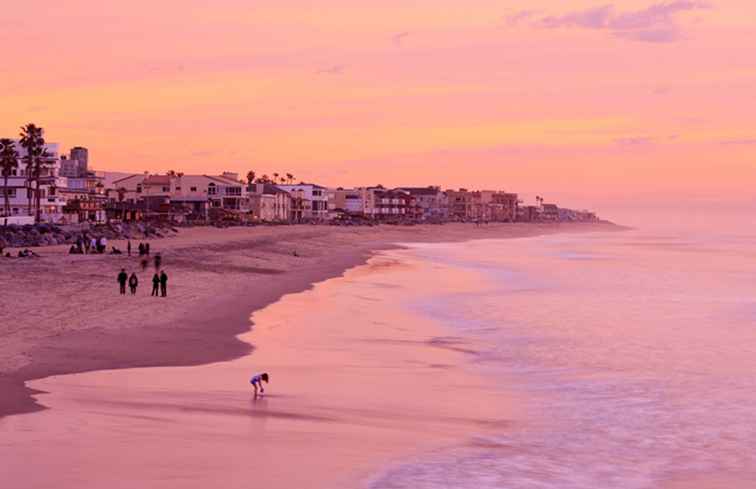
[316,64,347,75]
[392,31,409,46]
[719,138,756,146]
[615,136,655,146]
[508,1,710,43]
[504,10,538,27]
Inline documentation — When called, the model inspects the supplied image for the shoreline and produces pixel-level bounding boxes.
[0,221,624,419]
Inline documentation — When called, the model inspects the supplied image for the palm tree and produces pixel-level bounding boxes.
[286,173,294,184]
[273,172,280,184]
[0,138,19,219]
[19,123,45,218]
[246,170,256,186]
[32,148,53,223]
[257,174,271,184]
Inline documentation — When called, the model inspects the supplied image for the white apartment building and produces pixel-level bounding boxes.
[276,183,328,221]
[0,141,68,222]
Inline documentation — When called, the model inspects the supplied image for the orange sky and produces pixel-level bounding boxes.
[2,0,755,210]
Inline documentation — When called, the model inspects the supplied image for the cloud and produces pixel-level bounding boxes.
[392,31,409,46]
[317,64,346,75]
[508,1,709,43]
[505,10,538,26]
[719,138,756,146]
[615,137,655,146]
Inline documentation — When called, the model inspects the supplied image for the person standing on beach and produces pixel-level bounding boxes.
[117,269,128,295]
[151,272,160,297]
[128,272,139,295]
[159,270,168,297]
[83,235,90,254]
[145,242,150,255]
[127,240,132,257]
[154,253,162,270]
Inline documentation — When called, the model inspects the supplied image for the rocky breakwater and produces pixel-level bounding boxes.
[0,222,179,249]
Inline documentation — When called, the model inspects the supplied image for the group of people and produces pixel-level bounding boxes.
[1,246,40,258]
[117,268,168,297]
[69,234,109,254]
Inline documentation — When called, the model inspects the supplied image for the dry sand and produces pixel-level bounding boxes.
[0,221,620,418]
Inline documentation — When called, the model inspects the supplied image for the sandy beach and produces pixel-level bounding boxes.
[0,222,618,419]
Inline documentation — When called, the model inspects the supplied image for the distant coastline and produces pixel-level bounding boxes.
[0,221,624,419]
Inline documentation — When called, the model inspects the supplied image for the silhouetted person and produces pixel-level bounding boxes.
[138,243,145,256]
[129,272,138,295]
[145,243,150,255]
[154,253,162,270]
[127,240,132,257]
[141,257,149,271]
[84,236,91,254]
[159,271,168,297]
[117,268,128,295]
[151,273,160,297]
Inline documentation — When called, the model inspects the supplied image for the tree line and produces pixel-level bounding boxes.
[245,171,296,186]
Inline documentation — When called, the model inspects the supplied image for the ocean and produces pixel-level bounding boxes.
[370,222,756,488]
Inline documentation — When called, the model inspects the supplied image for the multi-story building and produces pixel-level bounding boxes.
[445,189,474,221]
[329,188,365,216]
[444,189,518,222]
[276,183,328,221]
[395,186,448,221]
[110,172,246,221]
[0,140,68,223]
[247,183,291,222]
[372,189,419,220]
[59,146,89,178]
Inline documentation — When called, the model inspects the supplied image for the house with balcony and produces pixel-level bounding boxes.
[395,186,448,221]
[371,189,419,221]
[110,172,246,222]
[276,183,328,222]
[328,188,366,218]
[247,183,291,222]
[0,140,69,223]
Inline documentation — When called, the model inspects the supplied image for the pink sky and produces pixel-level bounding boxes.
[2,0,754,210]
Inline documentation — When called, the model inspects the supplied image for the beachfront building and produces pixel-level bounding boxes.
[109,172,247,222]
[247,183,291,222]
[444,189,519,222]
[516,205,540,222]
[395,186,448,221]
[477,191,519,222]
[371,188,420,221]
[276,183,328,221]
[329,188,365,217]
[0,140,68,223]
[445,189,474,221]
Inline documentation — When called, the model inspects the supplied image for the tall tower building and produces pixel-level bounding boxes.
[69,146,89,176]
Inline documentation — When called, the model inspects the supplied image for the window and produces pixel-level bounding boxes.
[3,189,16,198]
[175,186,181,191]
[190,186,197,192]
[208,183,217,195]
[136,185,142,193]
[313,190,322,196]
[162,186,169,192]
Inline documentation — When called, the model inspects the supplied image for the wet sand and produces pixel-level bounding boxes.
[0,222,620,420]
[1,247,516,488]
